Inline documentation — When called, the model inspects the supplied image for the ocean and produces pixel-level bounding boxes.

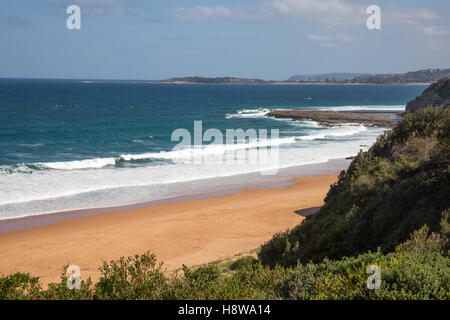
[0,79,426,220]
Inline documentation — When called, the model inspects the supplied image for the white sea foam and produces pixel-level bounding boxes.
[39,158,117,170]
[0,127,385,219]
[1,124,372,174]
[120,137,296,161]
[0,120,388,219]
[297,124,369,141]
[225,108,271,119]
[1,137,298,173]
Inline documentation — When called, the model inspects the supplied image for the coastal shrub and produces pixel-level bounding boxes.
[229,256,258,271]
[314,250,449,300]
[162,262,291,300]
[161,264,221,299]
[278,225,449,300]
[259,106,450,266]
[0,273,41,300]
[258,231,296,268]
[94,252,167,300]
[223,263,291,299]
[42,265,94,300]
[276,261,321,300]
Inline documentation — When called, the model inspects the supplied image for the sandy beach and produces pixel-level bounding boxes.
[0,174,338,286]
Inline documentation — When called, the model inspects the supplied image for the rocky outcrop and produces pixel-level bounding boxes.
[406,78,450,113]
[266,110,400,127]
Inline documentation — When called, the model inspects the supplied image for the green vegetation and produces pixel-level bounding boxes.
[1,107,448,300]
[421,77,450,100]
[288,69,450,84]
[260,106,449,266]
[1,220,448,300]
[353,69,450,84]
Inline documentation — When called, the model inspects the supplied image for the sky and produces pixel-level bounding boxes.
[0,0,449,80]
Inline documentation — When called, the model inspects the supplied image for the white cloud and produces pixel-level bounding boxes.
[417,26,449,37]
[70,0,137,15]
[174,0,366,26]
[386,7,439,27]
[174,4,274,22]
[174,6,233,22]
[383,7,448,38]
[173,0,448,36]
[307,33,359,47]
[265,0,364,26]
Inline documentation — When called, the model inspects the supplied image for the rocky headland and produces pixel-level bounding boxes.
[406,78,450,112]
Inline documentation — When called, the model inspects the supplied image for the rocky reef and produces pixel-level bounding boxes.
[266,110,400,127]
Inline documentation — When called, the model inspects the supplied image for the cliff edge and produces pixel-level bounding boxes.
[406,78,450,112]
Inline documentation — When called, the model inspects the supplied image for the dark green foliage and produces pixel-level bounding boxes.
[279,225,449,300]
[161,264,222,299]
[281,249,449,300]
[94,252,166,299]
[163,262,290,300]
[259,107,450,266]
[42,265,94,300]
[0,273,41,300]
[229,256,259,271]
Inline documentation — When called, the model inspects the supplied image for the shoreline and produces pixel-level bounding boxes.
[0,158,351,231]
[157,81,430,86]
[0,173,339,286]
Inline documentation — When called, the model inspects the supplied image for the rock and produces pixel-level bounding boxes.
[265,110,400,127]
[406,78,450,113]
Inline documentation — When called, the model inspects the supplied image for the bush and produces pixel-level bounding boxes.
[43,265,94,300]
[259,107,450,266]
[0,273,41,300]
[162,262,291,300]
[94,252,167,300]
[229,256,258,271]
[278,225,449,300]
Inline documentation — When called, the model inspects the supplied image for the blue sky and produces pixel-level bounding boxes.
[0,0,449,80]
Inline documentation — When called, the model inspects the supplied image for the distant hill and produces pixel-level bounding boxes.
[159,76,269,84]
[161,69,450,85]
[287,69,450,84]
[406,78,450,112]
[287,73,368,82]
[353,69,450,84]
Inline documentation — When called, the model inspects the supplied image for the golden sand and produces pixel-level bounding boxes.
[0,174,338,285]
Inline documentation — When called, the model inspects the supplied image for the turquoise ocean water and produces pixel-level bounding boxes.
[0,79,426,219]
